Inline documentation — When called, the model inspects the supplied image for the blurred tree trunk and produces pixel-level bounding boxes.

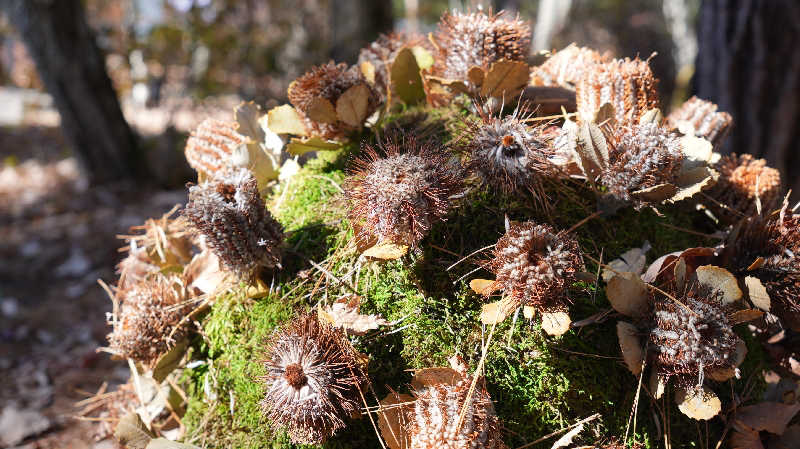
[695,0,800,197]
[328,0,392,62]
[0,0,141,185]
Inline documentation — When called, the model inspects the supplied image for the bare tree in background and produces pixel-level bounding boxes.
[0,0,141,185]
[695,0,800,196]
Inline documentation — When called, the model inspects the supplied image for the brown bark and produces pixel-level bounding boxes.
[1,0,141,184]
[695,0,800,198]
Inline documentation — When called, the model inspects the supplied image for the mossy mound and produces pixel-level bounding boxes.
[175,123,766,448]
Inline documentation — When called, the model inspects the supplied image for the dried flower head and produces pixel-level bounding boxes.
[707,153,782,223]
[575,57,659,125]
[666,96,732,149]
[260,313,367,444]
[601,122,684,206]
[288,62,380,139]
[530,44,610,88]
[406,357,505,449]
[358,32,427,99]
[461,104,556,194]
[345,135,465,248]
[184,118,248,179]
[487,220,583,312]
[650,280,739,386]
[184,168,283,279]
[432,10,531,82]
[107,274,192,362]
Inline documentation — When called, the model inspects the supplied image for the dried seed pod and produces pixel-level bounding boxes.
[184,119,248,178]
[288,61,380,139]
[461,103,557,194]
[601,122,684,207]
[575,57,659,125]
[184,168,283,279]
[260,313,367,444]
[358,32,427,99]
[345,135,465,248]
[665,96,732,149]
[650,280,739,386]
[406,357,506,449]
[107,274,192,363]
[530,44,610,88]
[432,10,531,83]
[486,221,583,313]
[706,153,782,223]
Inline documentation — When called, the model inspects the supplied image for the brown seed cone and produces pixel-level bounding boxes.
[706,153,782,224]
[260,313,368,444]
[575,57,660,125]
[344,135,466,248]
[184,119,248,178]
[665,96,732,149]
[183,168,283,280]
[649,280,739,385]
[106,274,193,363]
[288,61,380,139]
[486,221,583,312]
[358,32,429,99]
[530,44,611,89]
[431,10,531,83]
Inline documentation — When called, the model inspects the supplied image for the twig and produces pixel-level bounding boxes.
[516,413,601,449]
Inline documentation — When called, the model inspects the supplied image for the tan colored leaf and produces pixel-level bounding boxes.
[649,370,666,399]
[410,46,434,70]
[467,66,485,87]
[411,368,462,389]
[695,265,742,304]
[575,122,609,179]
[670,166,717,203]
[674,257,687,291]
[286,136,341,156]
[594,103,616,128]
[523,305,536,319]
[266,104,307,136]
[746,276,771,312]
[639,108,663,125]
[735,402,800,435]
[377,392,413,449]
[551,422,585,449]
[318,295,389,335]
[469,278,498,295]
[390,48,425,105]
[617,321,644,374]
[152,339,188,383]
[748,257,766,271]
[606,272,650,318]
[114,412,155,449]
[679,135,714,172]
[676,386,721,420]
[480,297,518,324]
[336,84,371,127]
[729,309,764,325]
[360,61,376,84]
[306,97,338,124]
[184,249,227,296]
[234,102,280,188]
[632,183,678,203]
[480,60,529,98]
[541,311,571,336]
[363,242,409,260]
[602,242,651,281]
[146,439,201,449]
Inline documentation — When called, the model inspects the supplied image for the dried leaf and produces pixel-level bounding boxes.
[617,321,644,374]
[551,422,584,449]
[707,339,747,381]
[363,242,409,260]
[674,257,687,291]
[769,424,800,449]
[575,122,609,179]
[523,305,535,319]
[152,339,188,383]
[729,309,764,325]
[146,439,201,449]
[649,370,666,399]
[594,103,616,128]
[234,102,280,188]
[469,278,498,295]
[360,61,376,84]
[266,104,307,136]
[632,183,678,203]
[377,392,413,449]
[410,46,433,70]
[480,60,529,98]
[467,66,485,87]
[184,249,226,296]
[480,297,518,324]
[748,257,766,271]
[639,108,663,125]
[695,265,742,304]
[746,276,771,312]
[411,367,462,389]
[336,84,371,127]
[541,311,571,336]
[730,427,765,449]
[676,386,721,420]
[670,166,717,203]
[735,402,800,435]
[286,136,341,156]
[318,295,389,335]
[602,242,651,281]
[306,97,338,124]
[391,48,425,105]
[606,272,650,318]
[114,412,155,449]
[679,135,714,172]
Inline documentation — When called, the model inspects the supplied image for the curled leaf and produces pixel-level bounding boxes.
[695,265,742,304]
[575,122,609,179]
[602,242,651,281]
[676,386,721,420]
[617,321,644,374]
[114,412,155,449]
[649,370,666,400]
[745,276,771,312]
[606,272,650,318]
[411,367,462,389]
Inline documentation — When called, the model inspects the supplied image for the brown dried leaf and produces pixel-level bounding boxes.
[152,339,188,383]
[411,367,462,389]
[363,242,409,260]
[594,103,616,128]
[602,242,651,281]
[769,424,800,449]
[670,166,717,203]
[735,402,800,435]
[306,97,338,124]
[266,104,307,136]
[730,428,765,449]
[617,321,644,375]
[114,412,155,449]
[336,84,371,127]
[676,386,721,420]
[606,272,650,318]
[746,276,771,312]
[360,61,376,84]
[318,295,389,336]
[184,249,227,296]
[695,265,742,304]
[146,439,201,449]
[469,278,498,295]
[632,183,678,203]
[649,370,666,399]
[377,392,413,449]
[748,257,766,271]
[480,60,529,98]
[541,311,571,336]
[575,122,609,179]
[523,305,535,319]
[480,297,518,324]
[707,339,747,381]
[286,136,341,156]
[234,102,280,188]
[391,48,426,105]
[639,108,663,126]
[467,66,485,87]
[729,309,764,325]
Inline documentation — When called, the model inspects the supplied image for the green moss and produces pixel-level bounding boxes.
[179,108,761,448]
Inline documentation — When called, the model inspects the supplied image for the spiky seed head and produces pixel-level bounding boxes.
[184,119,248,178]
[260,313,367,444]
[487,221,583,312]
[530,44,610,88]
[345,135,465,247]
[288,62,380,139]
[601,122,684,207]
[707,153,782,223]
[575,57,660,125]
[406,358,506,449]
[650,281,739,386]
[665,96,732,149]
[432,10,531,83]
[462,105,556,194]
[106,274,192,363]
[183,168,283,279]
[358,32,427,99]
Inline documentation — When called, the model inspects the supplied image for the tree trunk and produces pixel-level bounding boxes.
[0,0,141,184]
[328,0,393,63]
[695,0,800,197]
